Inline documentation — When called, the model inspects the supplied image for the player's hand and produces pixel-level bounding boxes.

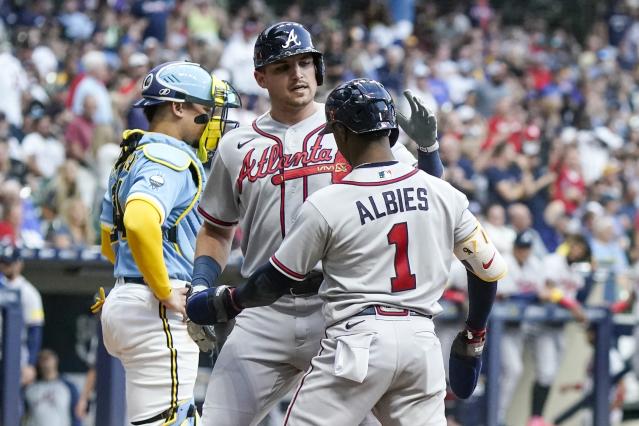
[160,287,189,320]
[397,90,438,152]
[75,396,89,419]
[448,327,486,399]
[185,284,219,352]
[21,365,36,386]
[186,285,242,325]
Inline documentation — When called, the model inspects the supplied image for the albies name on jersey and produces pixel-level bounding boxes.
[356,186,429,225]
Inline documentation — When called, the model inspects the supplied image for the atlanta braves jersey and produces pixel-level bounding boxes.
[269,161,478,325]
[198,102,416,277]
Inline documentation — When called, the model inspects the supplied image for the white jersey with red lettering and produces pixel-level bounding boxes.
[198,102,415,277]
[267,161,478,425]
[197,103,417,426]
[270,161,477,325]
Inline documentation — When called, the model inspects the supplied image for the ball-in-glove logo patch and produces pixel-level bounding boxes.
[149,174,165,189]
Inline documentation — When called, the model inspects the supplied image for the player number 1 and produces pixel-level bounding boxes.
[387,222,416,292]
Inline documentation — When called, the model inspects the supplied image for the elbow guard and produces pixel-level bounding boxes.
[454,225,507,282]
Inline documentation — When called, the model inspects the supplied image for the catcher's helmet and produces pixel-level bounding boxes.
[133,61,237,108]
[254,22,324,86]
[321,78,399,146]
[133,61,241,161]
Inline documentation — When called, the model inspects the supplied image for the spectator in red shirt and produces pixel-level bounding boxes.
[552,145,586,215]
[64,95,96,166]
[482,97,525,151]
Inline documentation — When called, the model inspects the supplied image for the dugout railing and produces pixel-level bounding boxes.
[0,288,23,426]
[0,247,621,426]
[484,303,613,426]
[91,299,618,426]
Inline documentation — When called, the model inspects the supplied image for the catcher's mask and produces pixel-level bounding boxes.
[195,74,241,161]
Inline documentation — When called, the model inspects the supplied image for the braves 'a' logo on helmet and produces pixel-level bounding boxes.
[253,22,325,85]
[282,29,301,49]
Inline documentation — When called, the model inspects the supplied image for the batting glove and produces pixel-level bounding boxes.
[185,285,218,352]
[397,90,439,152]
[449,327,486,399]
[186,285,242,325]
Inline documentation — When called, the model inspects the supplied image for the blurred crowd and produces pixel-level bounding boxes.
[0,0,637,283]
[0,0,636,285]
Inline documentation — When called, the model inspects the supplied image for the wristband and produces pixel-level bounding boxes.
[463,325,487,342]
[228,287,243,312]
[417,140,440,153]
[192,255,222,288]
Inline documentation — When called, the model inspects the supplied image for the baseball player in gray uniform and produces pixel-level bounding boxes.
[186,22,443,426]
[497,230,545,426]
[526,234,590,426]
[188,78,507,425]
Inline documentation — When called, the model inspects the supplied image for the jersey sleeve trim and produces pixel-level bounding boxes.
[196,205,238,228]
[269,256,306,281]
[126,193,166,224]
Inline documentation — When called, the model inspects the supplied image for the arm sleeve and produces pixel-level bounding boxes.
[417,150,443,178]
[26,325,43,366]
[123,199,172,300]
[198,149,240,227]
[186,262,298,324]
[465,270,498,331]
[269,201,330,281]
[233,262,298,308]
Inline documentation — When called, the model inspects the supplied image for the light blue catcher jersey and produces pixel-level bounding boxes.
[100,132,205,281]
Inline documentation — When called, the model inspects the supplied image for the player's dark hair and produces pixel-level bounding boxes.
[143,104,160,123]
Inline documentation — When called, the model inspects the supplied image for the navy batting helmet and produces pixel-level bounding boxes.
[254,22,324,86]
[321,78,399,146]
